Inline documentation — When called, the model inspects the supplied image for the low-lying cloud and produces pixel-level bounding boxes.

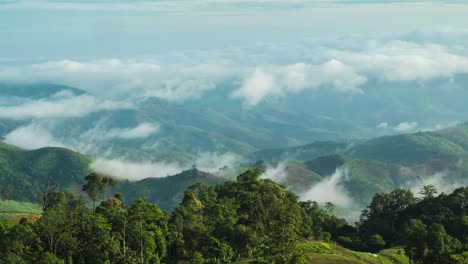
[329,41,468,82]
[232,60,366,106]
[394,121,418,132]
[0,91,131,120]
[89,151,242,181]
[4,122,65,149]
[376,121,419,132]
[90,158,184,180]
[300,166,354,208]
[407,171,468,198]
[0,59,232,102]
[261,162,288,184]
[82,122,159,141]
[2,32,468,106]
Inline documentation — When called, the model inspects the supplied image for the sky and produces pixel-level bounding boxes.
[1,0,468,60]
[1,0,468,129]
[1,0,468,205]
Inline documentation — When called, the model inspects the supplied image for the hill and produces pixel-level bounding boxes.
[0,141,91,201]
[115,169,225,212]
[0,200,42,223]
[251,122,468,167]
[0,82,85,98]
[298,241,408,264]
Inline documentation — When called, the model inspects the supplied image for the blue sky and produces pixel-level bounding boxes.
[1,0,468,59]
[1,0,468,109]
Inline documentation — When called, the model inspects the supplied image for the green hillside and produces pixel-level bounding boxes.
[348,132,468,166]
[0,142,91,201]
[250,141,350,163]
[251,123,468,167]
[0,82,85,98]
[115,169,225,212]
[0,200,42,223]
[298,241,408,264]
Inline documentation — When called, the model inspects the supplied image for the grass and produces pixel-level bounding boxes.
[297,241,409,264]
[0,200,42,223]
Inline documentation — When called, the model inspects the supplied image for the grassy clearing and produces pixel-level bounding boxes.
[0,200,42,223]
[298,241,409,264]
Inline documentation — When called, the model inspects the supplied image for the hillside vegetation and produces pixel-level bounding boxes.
[2,123,468,215]
[1,169,465,263]
[0,142,91,201]
[0,200,42,223]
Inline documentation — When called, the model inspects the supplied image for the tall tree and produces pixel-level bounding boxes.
[82,173,115,210]
[419,185,438,199]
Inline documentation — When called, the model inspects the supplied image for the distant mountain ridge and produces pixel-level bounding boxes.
[0,82,86,98]
[1,122,468,214]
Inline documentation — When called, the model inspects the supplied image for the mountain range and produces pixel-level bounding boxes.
[1,115,467,216]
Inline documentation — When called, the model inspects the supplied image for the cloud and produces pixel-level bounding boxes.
[377,122,388,129]
[231,60,366,106]
[329,41,468,82]
[82,122,159,141]
[110,123,159,139]
[89,151,241,181]
[0,91,131,120]
[90,158,184,180]
[394,121,418,132]
[300,166,353,207]
[3,122,65,149]
[261,162,288,184]
[0,59,231,101]
[2,31,468,106]
[407,171,468,198]
[194,152,242,173]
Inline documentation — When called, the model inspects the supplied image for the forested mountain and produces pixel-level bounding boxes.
[1,122,468,216]
[0,170,466,263]
[2,82,468,164]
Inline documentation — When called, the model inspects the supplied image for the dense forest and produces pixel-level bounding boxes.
[0,169,466,264]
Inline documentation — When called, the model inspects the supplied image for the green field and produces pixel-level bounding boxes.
[0,200,42,223]
[298,241,409,264]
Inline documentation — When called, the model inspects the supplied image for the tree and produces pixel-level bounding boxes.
[419,185,438,199]
[368,234,386,252]
[82,173,116,210]
[40,176,58,212]
[325,202,336,214]
[404,219,428,264]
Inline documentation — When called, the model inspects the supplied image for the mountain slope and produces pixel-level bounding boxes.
[115,169,225,212]
[0,82,85,98]
[251,123,468,167]
[298,242,409,264]
[0,141,91,201]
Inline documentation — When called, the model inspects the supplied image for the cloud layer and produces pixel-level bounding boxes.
[4,122,65,149]
[232,60,366,106]
[300,166,353,207]
[0,91,131,119]
[2,34,468,106]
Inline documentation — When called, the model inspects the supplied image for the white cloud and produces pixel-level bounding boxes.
[89,151,240,181]
[329,41,468,82]
[2,33,468,106]
[407,171,468,198]
[231,60,366,106]
[300,166,353,207]
[90,158,184,180]
[394,121,418,132]
[4,122,65,149]
[111,123,159,139]
[82,123,159,141]
[0,59,231,101]
[261,162,288,184]
[195,152,242,173]
[377,122,388,129]
[0,92,131,120]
